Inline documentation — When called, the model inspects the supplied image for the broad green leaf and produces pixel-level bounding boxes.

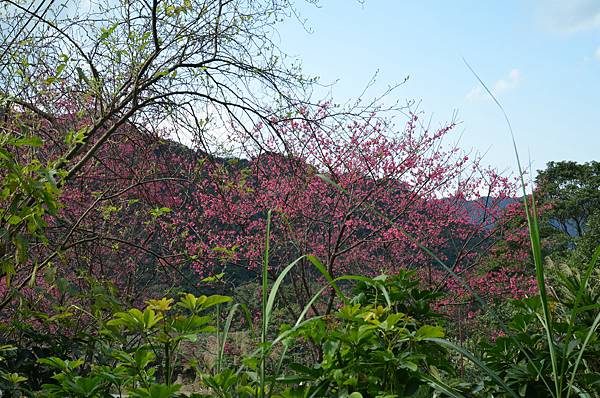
[415,325,445,340]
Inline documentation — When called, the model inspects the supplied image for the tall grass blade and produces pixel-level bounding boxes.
[260,209,272,398]
[291,274,388,330]
[264,255,349,330]
[526,191,559,396]
[218,303,253,374]
[305,255,350,304]
[258,212,351,397]
[265,255,305,328]
[216,303,222,373]
[463,58,560,397]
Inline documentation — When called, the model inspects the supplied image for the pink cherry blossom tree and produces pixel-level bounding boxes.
[166,106,527,315]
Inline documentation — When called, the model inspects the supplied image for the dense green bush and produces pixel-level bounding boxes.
[0,271,456,397]
[1,253,600,397]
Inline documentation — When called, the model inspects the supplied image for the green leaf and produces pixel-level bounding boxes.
[7,214,22,225]
[38,357,84,372]
[201,272,225,283]
[1,372,28,384]
[421,373,467,398]
[415,325,445,340]
[76,67,91,86]
[201,295,232,309]
[134,349,156,369]
[55,63,66,76]
[130,383,181,398]
[13,136,43,147]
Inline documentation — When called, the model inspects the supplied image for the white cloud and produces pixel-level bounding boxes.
[466,68,521,101]
[538,0,600,32]
[465,86,484,101]
[493,68,521,94]
[595,46,600,61]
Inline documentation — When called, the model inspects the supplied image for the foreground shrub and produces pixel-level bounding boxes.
[0,292,231,397]
[1,270,461,397]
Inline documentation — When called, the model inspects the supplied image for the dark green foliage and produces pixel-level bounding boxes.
[0,271,456,398]
[351,272,444,323]
[2,255,600,397]
[476,291,600,397]
[536,161,600,259]
[0,290,231,397]
[278,305,446,397]
[272,272,450,397]
[536,161,600,238]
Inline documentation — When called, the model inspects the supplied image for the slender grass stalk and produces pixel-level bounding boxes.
[216,302,253,375]
[272,344,289,386]
[460,58,600,397]
[239,229,352,392]
[524,186,559,398]
[216,302,221,374]
[260,209,272,398]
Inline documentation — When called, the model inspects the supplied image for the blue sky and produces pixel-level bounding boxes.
[277,0,600,175]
